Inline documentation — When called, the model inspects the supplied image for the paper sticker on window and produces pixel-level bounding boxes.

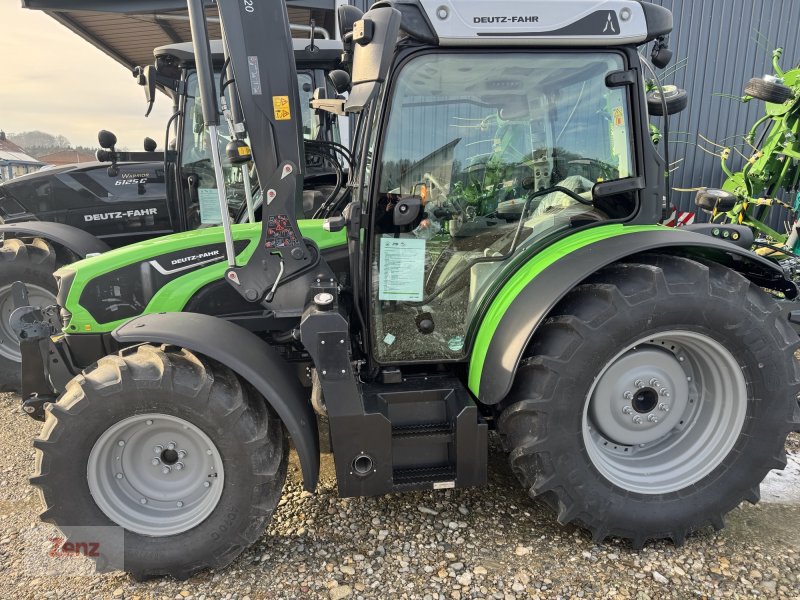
[379,237,426,302]
[613,107,625,127]
[273,96,291,121]
[198,188,222,224]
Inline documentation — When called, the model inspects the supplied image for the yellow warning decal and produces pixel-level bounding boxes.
[273,96,291,121]
[613,107,625,127]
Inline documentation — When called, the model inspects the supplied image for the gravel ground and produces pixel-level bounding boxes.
[0,392,798,600]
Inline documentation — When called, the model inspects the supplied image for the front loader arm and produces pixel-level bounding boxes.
[209,1,316,305]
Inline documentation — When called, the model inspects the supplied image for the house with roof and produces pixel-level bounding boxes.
[0,131,43,181]
[38,149,96,166]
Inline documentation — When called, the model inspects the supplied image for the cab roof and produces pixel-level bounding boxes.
[384,0,672,47]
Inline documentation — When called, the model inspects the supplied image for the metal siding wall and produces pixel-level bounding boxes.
[653,0,800,225]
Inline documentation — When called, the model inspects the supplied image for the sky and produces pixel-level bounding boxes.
[1,2,173,150]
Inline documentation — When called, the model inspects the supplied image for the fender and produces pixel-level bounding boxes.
[469,225,798,405]
[0,221,110,258]
[113,312,319,491]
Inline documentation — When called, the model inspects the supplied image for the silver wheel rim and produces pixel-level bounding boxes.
[583,331,747,495]
[0,283,56,362]
[87,413,225,536]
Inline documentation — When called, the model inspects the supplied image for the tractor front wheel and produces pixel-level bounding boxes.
[31,345,288,580]
[498,254,800,548]
[0,237,58,391]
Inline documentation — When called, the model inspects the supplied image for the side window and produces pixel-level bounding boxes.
[369,53,635,364]
[180,72,256,227]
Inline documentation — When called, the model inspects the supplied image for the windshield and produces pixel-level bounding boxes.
[369,52,635,362]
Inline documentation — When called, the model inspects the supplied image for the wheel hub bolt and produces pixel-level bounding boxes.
[153,445,163,454]
[146,419,153,425]
[660,388,670,397]
[659,403,670,412]
[176,501,184,508]
[175,462,185,471]
[622,406,633,415]
[648,415,659,424]
[178,450,187,459]
[634,379,644,388]
[650,379,660,387]
[203,481,210,488]
[118,440,125,447]
[623,391,633,401]
[632,415,643,424]
[115,473,123,480]
[140,498,147,504]
[151,458,160,466]
[162,466,171,474]
[167,442,176,451]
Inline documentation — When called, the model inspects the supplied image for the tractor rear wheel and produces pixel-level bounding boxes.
[0,237,57,391]
[497,254,800,548]
[31,344,288,580]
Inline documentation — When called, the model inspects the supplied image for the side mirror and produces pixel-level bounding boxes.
[134,65,158,117]
[393,196,422,227]
[329,69,352,95]
[345,6,402,113]
[98,130,117,150]
[144,137,158,152]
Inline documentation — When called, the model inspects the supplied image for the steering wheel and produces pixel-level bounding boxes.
[419,184,594,304]
[528,184,594,208]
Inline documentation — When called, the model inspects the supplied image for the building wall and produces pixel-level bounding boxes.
[0,163,40,181]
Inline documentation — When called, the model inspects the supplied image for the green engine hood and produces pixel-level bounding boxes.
[56,221,346,334]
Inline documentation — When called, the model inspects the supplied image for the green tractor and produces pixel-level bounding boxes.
[15,0,800,580]
[694,47,800,270]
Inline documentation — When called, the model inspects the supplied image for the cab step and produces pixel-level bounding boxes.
[371,375,486,494]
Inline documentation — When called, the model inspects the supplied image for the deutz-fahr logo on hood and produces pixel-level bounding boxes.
[84,208,159,222]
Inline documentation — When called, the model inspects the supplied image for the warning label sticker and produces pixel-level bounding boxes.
[247,56,262,95]
[265,214,299,248]
[273,96,291,121]
[613,107,625,127]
